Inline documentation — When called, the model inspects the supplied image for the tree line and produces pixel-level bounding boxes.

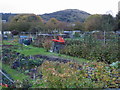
[2,11,120,34]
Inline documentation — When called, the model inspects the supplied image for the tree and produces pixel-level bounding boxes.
[45,18,62,33]
[10,14,43,23]
[84,14,115,44]
[101,14,115,31]
[46,18,59,29]
[73,21,84,30]
[9,22,31,32]
[8,14,44,32]
[2,22,9,31]
[101,14,116,44]
[29,22,46,33]
[84,14,102,31]
[84,14,115,31]
[116,11,120,30]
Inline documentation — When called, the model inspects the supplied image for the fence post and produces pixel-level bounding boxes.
[103,31,106,45]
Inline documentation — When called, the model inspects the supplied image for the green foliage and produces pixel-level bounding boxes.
[2,47,44,70]
[2,47,17,65]
[101,14,116,31]
[84,14,115,31]
[38,61,93,88]
[116,11,120,29]
[3,40,88,63]
[61,35,119,64]
[14,79,32,88]
[8,14,44,32]
[2,22,9,31]
[2,63,29,81]
[2,39,119,88]
[84,14,102,31]
[110,61,120,69]
[36,61,119,88]
[9,21,31,32]
[29,22,45,33]
[73,21,84,30]
[42,39,52,52]
[45,18,65,32]
[11,14,42,23]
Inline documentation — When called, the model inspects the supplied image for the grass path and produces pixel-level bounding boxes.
[3,40,91,63]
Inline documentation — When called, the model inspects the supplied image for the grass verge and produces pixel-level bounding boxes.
[2,63,30,81]
[3,40,92,63]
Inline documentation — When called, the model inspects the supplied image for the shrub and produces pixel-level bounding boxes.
[42,39,52,52]
[61,38,119,64]
[36,61,119,88]
[88,44,119,63]
[11,30,19,35]
[38,61,94,88]
[14,79,32,88]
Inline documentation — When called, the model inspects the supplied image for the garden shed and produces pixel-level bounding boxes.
[19,36,32,45]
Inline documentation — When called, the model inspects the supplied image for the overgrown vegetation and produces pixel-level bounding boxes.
[33,61,120,88]
[1,38,120,88]
[61,33,119,64]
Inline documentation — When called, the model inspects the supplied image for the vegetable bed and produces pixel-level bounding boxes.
[1,40,120,88]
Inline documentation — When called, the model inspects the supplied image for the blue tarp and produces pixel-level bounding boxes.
[19,36,32,45]
[20,36,28,38]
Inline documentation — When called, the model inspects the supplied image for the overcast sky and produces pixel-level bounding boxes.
[0,0,119,16]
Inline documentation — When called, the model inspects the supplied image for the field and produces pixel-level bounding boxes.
[1,33,120,88]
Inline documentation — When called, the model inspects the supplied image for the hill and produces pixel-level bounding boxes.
[40,9,90,22]
[1,9,90,22]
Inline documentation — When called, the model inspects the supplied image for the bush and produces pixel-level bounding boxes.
[37,61,95,88]
[42,39,52,52]
[11,30,19,35]
[88,44,119,63]
[61,38,119,64]
[14,79,32,88]
[36,61,119,88]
